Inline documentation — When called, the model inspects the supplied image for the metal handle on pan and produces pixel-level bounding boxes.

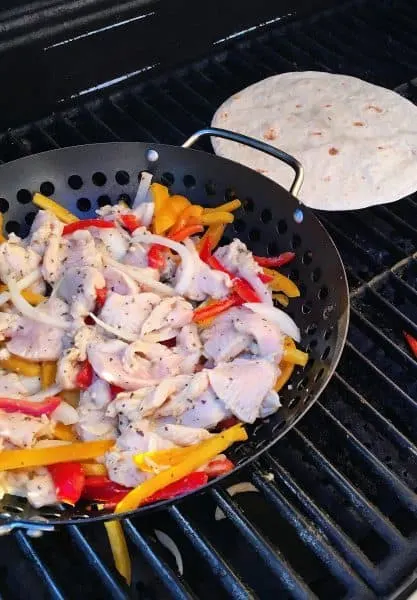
[182,127,304,197]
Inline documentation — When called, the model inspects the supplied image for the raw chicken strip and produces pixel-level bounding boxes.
[0,411,52,447]
[7,297,69,361]
[259,390,282,418]
[178,240,231,301]
[5,468,57,508]
[233,307,283,359]
[153,422,211,446]
[90,226,129,261]
[103,265,138,295]
[201,308,251,363]
[99,292,160,338]
[58,266,105,321]
[208,358,278,423]
[0,312,19,342]
[76,379,117,442]
[175,388,231,430]
[141,297,193,336]
[123,243,149,269]
[57,326,101,389]
[28,210,64,257]
[0,373,41,397]
[174,324,202,374]
[0,239,41,282]
[156,372,209,418]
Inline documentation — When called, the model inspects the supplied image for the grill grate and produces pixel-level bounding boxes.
[0,0,417,598]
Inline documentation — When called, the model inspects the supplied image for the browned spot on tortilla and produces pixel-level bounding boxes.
[353,121,364,127]
[323,175,331,182]
[233,94,241,100]
[328,116,332,121]
[366,104,383,113]
[220,112,228,119]
[328,147,339,156]
[310,131,322,136]
[263,127,278,141]
[323,104,332,108]
[361,176,366,180]
[256,168,268,174]
[295,104,302,108]
[377,145,385,150]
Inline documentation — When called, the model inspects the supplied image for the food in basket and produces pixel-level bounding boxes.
[0,183,307,513]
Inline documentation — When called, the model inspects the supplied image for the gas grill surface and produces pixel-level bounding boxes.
[1,0,417,598]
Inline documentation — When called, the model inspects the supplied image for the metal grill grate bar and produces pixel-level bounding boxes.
[14,531,65,600]
[210,487,318,599]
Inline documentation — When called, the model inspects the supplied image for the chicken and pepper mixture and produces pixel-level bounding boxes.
[0,183,307,513]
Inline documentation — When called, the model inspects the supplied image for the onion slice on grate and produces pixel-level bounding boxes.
[88,312,138,343]
[132,232,194,295]
[154,529,184,575]
[7,278,71,330]
[214,482,259,521]
[243,302,300,342]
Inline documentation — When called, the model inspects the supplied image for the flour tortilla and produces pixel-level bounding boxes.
[211,72,417,211]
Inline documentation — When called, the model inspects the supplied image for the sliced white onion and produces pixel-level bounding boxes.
[132,232,194,295]
[142,327,177,343]
[243,302,300,342]
[214,482,259,521]
[154,530,184,575]
[51,401,79,425]
[133,201,154,227]
[133,171,153,209]
[7,279,71,330]
[88,312,138,343]
[0,292,10,307]
[244,271,273,306]
[104,256,175,296]
[0,269,44,307]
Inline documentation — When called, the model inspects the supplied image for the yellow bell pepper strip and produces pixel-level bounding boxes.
[203,199,242,214]
[169,194,191,217]
[272,292,289,307]
[0,284,45,306]
[81,462,107,476]
[54,423,77,442]
[33,193,78,224]
[263,268,300,298]
[0,354,41,377]
[0,213,5,243]
[198,222,225,251]
[0,439,113,471]
[283,342,309,367]
[41,361,57,390]
[274,338,297,392]
[135,445,198,472]
[201,211,234,226]
[115,424,247,513]
[150,183,177,234]
[169,204,203,235]
[104,521,132,585]
[153,211,177,235]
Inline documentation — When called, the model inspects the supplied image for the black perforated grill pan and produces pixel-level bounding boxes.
[0,128,349,529]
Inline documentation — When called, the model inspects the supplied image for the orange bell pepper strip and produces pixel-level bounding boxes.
[54,423,77,442]
[115,424,247,513]
[170,204,203,235]
[202,199,241,214]
[41,361,57,389]
[0,440,113,471]
[196,223,226,254]
[0,213,5,243]
[201,211,234,226]
[192,294,241,323]
[169,224,204,243]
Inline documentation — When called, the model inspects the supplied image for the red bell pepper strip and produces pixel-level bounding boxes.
[82,475,131,504]
[254,252,295,268]
[95,287,107,310]
[206,254,232,276]
[119,214,141,233]
[48,462,85,505]
[193,294,242,323]
[148,244,166,270]
[76,360,93,390]
[62,219,115,236]
[169,224,204,243]
[216,416,239,431]
[0,396,61,417]
[205,255,261,303]
[204,458,234,479]
[143,472,208,504]
[110,384,125,399]
[258,271,274,284]
[403,331,417,359]
[199,236,213,263]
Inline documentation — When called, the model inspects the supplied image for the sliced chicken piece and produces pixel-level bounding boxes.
[7,297,69,361]
[56,326,101,389]
[177,240,231,301]
[105,449,149,488]
[232,307,283,359]
[153,422,211,446]
[75,379,117,441]
[215,238,271,305]
[0,312,19,342]
[141,297,193,337]
[259,390,281,418]
[0,238,41,282]
[90,226,129,261]
[201,308,251,363]
[208,358,278,423]
[28,210,64,258]
[123,340,182,381]
[87,340,157,390]
[0,373,41,397]
[176,388,231,430]
[103,265,138,295]
[0,411,52,447]
[99,292,160,338]
[58,266,106,321]
[42,231,67,284]
[26,468,57,508]
[174,323,202,373]
[156,372,209,418]
[123,242,149,269]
